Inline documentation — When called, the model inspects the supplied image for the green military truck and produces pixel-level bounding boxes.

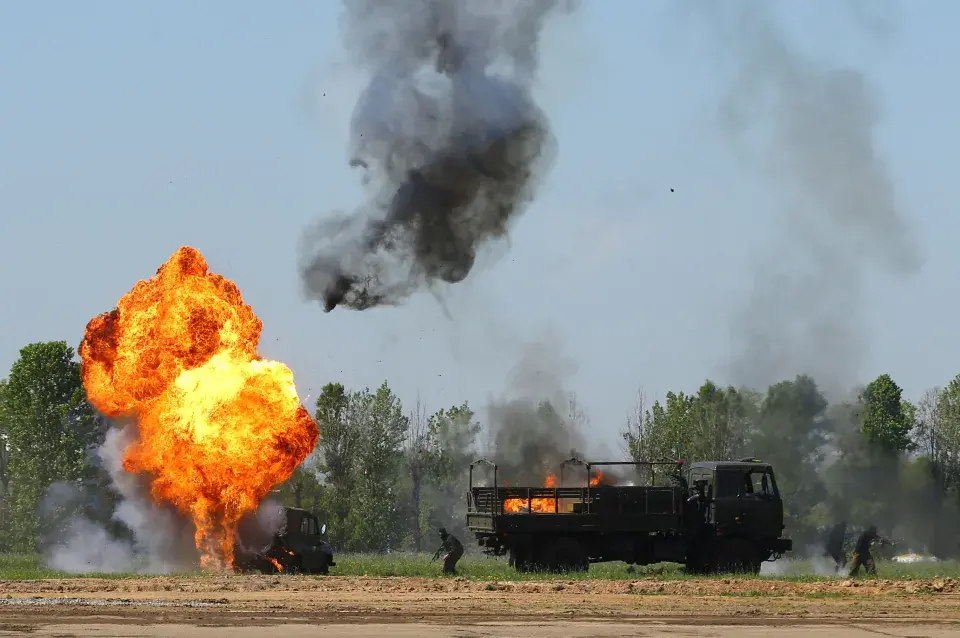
[466,457,792,574]
[234,506,336,575]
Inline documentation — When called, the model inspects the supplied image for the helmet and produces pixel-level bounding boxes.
[439,527,448,538]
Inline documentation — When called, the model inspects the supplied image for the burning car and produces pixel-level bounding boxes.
[234,506,335,574]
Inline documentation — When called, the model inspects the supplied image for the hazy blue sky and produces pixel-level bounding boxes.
[1,1,956,450]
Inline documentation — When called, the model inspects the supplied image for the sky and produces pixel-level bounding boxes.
[1,1,957,453]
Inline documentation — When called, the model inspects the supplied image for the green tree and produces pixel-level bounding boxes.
[933,377,960,492]
[314,382,363,549]
[750,375,832,535]
[687,381,755,461]
[0,379,11,549]
[345,381,408,552]
[859,374,915,455]
[1,341,104,551]
[420,402,481,540]
[275,456,325,516]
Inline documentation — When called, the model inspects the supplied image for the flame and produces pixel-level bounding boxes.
[269,557,284,572]
[79,246,319,571]
[503,469,615,513]
[503,472,559,513]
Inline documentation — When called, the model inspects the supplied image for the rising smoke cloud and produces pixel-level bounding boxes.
[687,0,921,394]
[300,0,575,312]
[483,331,625,486]
[685,2,949,559]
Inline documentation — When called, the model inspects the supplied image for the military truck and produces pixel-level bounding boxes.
[466,457,792,574]
[234,506,335,575]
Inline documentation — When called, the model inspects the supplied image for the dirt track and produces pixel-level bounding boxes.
[2,576,960,636]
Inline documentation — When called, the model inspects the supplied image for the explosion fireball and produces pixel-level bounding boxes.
[79,246,319,571]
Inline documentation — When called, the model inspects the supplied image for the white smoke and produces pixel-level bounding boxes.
[759,545,846,578]
[40,423,198,574]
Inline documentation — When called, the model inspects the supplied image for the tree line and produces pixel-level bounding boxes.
[2,340,960,557]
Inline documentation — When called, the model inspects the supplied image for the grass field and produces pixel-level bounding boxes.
[1,552,959,582]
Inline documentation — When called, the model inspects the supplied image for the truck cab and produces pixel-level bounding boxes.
[234,506,335,575]
[686,459,790,568]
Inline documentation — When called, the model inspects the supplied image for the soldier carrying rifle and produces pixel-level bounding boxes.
[849,524,892,577]
[433,527,464,576]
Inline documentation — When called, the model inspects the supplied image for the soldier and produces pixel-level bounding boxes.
[849,524,889,577]
[433,527,464,576]
[824,521,847,571]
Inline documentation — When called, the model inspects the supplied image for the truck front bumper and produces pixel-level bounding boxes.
[772,538,793,553]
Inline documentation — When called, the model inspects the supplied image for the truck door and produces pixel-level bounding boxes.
[299,514,324,571]
[741,468,782,538]
[717,466,781,539]
[712,467,742,531]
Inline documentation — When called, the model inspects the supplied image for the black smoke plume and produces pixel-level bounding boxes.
[300,0,575,312]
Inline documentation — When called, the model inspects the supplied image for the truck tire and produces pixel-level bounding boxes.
[314,556,331,575]
[717,539,761,575]
[541,538,587,573]
[510,546,534,573]
[287,557,304,575]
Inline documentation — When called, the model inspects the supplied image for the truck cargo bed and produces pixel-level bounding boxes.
[468,485,686,535]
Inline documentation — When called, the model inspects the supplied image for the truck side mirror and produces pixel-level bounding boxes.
[321,523,327,535]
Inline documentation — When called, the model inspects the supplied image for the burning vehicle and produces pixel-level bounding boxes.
[79,246,319,571]
[467,457,792,574]
[234,506,335,575]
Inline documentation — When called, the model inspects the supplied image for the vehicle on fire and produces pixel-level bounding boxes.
[234,506,335,575]
[466,457,792,574]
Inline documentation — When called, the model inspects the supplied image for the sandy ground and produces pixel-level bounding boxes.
[1,576,960,636]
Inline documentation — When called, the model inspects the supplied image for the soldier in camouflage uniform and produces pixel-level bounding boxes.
[433,527,464,576]
[849,525,890,577]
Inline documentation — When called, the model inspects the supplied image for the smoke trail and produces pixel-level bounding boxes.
[688,0,920,393]
[300,0,576,312]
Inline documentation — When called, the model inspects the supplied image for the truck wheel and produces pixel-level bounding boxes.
[317,556,333,575]
[718,539,759,575]
[510,547,530,572]
[545,538,586,573]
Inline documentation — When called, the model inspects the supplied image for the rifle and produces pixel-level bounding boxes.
[432,544,443,561]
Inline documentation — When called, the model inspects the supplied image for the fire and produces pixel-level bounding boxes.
[503,472,558,513]
[503,469,613,513]
[79,246,319,571]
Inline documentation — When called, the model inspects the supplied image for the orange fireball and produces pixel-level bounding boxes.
[79,246,319,571]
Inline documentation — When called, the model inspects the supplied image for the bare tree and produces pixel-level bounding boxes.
[621,386,646,459]
[406,395,430,552]
[916,387,942,460]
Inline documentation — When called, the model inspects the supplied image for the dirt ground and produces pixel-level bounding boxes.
[2,576,960,636]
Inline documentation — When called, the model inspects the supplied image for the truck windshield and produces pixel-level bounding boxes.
[301,516,318,536]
